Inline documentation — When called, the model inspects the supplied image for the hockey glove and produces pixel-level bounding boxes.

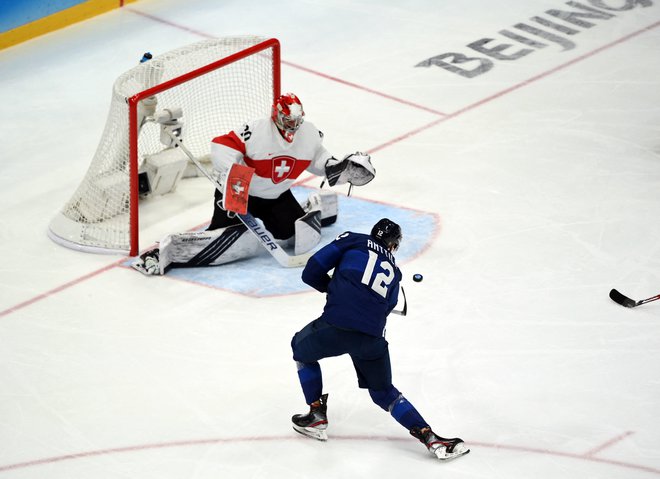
[324,152,375,187]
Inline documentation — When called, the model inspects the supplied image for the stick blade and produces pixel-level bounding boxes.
[609,289,638,308]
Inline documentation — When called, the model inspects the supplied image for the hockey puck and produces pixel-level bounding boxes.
[412,273,423,282]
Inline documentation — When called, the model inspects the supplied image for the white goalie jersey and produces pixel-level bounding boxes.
[211,118,330,199]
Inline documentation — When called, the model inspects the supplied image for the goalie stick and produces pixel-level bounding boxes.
[609,289,660,308]
[162,125,311,268]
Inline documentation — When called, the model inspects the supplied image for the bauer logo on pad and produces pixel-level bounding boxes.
[223,163,255,215]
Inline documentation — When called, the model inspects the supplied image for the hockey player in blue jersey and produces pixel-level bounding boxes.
[290,218,469,461]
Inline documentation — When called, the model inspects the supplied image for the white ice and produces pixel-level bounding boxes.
[1,0,660,477]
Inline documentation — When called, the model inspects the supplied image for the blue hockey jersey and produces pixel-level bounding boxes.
[301,231,402,337]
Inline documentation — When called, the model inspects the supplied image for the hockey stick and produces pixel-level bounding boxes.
[609,289,660,308]
[163,126,311,268]
[391,286,408,316]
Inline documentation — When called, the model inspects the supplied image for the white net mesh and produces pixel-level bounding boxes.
[48,36,277,254]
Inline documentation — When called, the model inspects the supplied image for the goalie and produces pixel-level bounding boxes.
[132,92,376,275]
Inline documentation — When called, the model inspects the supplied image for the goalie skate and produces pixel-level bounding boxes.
[292,393,328,441]
[410,427,470,461]
[131,249,160,276]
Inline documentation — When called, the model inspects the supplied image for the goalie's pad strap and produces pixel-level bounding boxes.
[222,163,255,214]
[294,210,322,255]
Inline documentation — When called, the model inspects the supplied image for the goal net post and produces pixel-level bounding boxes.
[48,36,281,256]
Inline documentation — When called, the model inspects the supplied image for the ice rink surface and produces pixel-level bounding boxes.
[1,0,660,477]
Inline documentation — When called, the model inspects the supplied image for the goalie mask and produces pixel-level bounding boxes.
[271,93,305,143]
[371,218,402,252]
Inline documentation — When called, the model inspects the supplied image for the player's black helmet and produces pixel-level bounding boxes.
[371,218,402,252]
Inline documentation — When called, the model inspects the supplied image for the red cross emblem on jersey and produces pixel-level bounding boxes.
[271,156,296,184]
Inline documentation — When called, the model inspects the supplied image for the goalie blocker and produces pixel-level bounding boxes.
[220,163,255,215]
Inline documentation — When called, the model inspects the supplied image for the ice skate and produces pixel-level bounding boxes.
[410,427,470,461]
[131,248,161,276]
[292,393,328,441]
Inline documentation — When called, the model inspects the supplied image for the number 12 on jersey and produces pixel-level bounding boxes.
[361,250,395,298]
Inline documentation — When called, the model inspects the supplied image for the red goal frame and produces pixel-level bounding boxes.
[126,38,281,255]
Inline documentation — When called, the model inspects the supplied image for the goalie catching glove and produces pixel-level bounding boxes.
[325,152,375,187]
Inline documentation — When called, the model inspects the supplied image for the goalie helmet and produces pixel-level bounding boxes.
[371,218,402,252]
[271,93,305,143]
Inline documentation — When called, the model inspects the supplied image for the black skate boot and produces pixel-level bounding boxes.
[292,393,328,441]
[410,427,470,461]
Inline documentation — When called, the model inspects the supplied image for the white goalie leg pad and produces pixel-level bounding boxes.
[294,210,322,255]
[158,224,261,273]
[304,190,338,226]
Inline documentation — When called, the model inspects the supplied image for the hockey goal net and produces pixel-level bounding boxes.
[48,36,280,256]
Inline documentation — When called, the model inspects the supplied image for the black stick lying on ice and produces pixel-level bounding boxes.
[609,289,660,308]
